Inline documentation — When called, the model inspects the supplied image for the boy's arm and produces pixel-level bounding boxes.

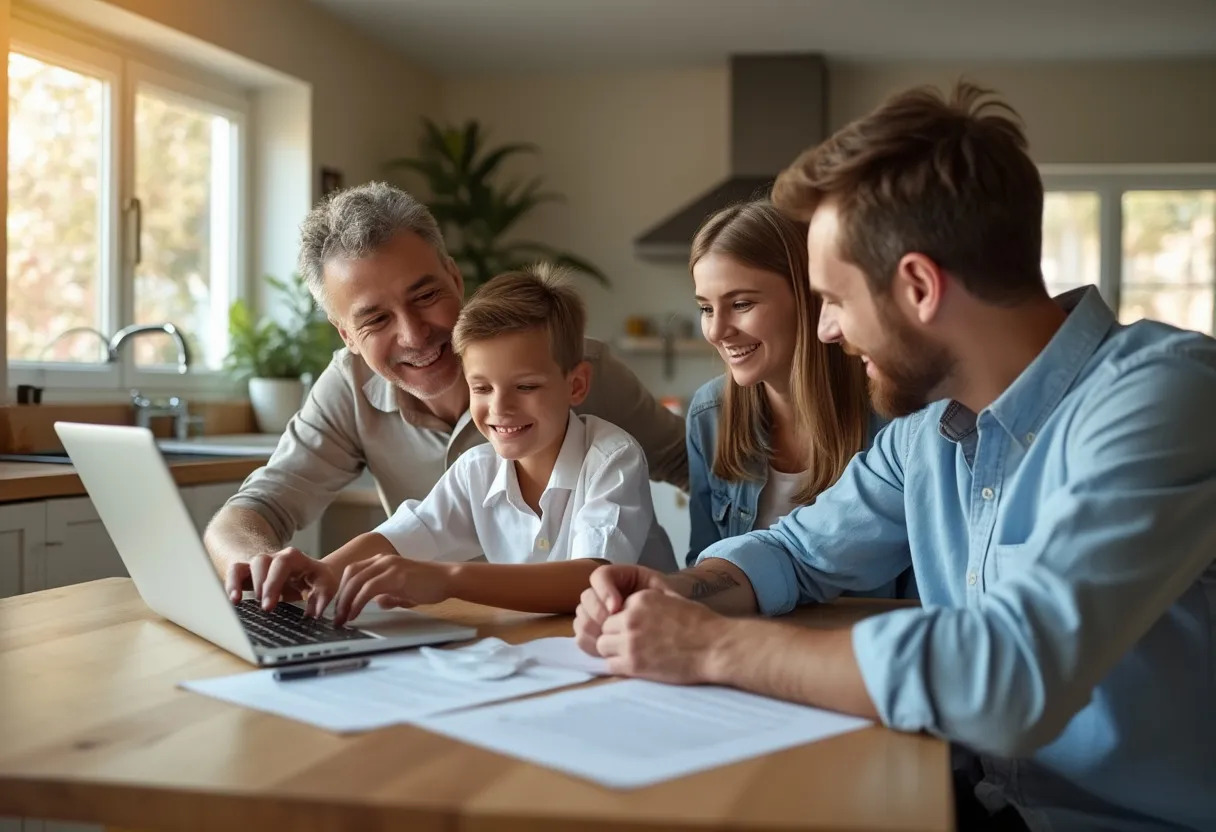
[372,455,485,564]
[442,559,607,613]
[570,439,660,565]
[321,531,400,574]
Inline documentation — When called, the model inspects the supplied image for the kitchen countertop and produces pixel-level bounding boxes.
[0,457,267,503]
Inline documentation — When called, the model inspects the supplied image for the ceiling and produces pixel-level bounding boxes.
[308,0,1216,76]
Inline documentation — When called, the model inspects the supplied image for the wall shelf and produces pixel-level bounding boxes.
[613,335,718,380]
[614,335,717,356]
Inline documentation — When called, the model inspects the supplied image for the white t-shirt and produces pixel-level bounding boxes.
[375,412,675,571]
[754,467,805,530]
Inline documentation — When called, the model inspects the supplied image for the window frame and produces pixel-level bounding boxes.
[7,14,251,395]
[1040,165,1216,331]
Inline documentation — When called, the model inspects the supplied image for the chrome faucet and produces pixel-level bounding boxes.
[108,323,191,374]
[130,390,204,440]
[37,326,111,362]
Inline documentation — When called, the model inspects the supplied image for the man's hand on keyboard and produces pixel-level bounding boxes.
[332,554,450,627]
[225,548,340,618]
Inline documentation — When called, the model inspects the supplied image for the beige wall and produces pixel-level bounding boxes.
[830,59,1216,164]
[441,58,1216,399]
[88,0,439,191]
[440,67,731,398]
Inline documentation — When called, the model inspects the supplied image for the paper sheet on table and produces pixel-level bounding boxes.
[516,636,611,675]
[420,678,871,789]
[179,651,591,734]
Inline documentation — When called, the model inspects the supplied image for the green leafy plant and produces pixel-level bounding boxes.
[224,273,341,381]
[387,118,609,295]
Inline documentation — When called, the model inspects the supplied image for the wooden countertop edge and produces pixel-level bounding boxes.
[0,458,266,503]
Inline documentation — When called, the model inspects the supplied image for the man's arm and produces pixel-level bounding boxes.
[694,415,916,616]
[853,356,1216,758]
[704,618,879,719]
[576,339,688,490]
[665,559,761,615]
[204,506,284,577]
[206,354,366,574]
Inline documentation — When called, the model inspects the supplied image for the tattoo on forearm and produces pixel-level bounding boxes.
[688,567,740,601]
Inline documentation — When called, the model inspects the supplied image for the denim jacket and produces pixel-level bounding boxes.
[685,376,916,599]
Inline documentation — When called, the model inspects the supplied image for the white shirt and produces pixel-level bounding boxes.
[754,467,805,530]
[375,412,675,571]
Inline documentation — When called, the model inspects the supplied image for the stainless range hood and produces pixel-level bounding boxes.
[634,53,828,260]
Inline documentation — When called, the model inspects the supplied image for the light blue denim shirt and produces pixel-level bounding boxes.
[685,376,915,599]
[697,287,1216,831]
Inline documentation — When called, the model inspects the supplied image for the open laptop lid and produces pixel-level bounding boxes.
[54,421,259,664]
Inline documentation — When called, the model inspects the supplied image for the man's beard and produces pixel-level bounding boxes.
[852,310,954,419]
[391,338,462,401]
[396,363,462,401]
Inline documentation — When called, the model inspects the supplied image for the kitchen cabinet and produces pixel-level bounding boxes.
[43,497,126,590]
[0,503,46,598]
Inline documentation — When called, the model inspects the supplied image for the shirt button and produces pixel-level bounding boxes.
[536,537,550,551]
[1025,432,1036,444]
[967,572,978,586]
[981,487,995,500]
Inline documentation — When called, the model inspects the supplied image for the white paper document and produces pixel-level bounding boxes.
[516,636,611,675]
[180,651,592,734]
[420,678,872,788]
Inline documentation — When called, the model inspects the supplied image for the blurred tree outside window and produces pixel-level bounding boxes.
[1042,181,1216,335]
[7,23,246,384]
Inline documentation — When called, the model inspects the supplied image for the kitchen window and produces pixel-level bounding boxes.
[1041,170,1216,334]
[7,16,248,392]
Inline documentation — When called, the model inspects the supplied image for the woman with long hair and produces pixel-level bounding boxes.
[686,200,913,597]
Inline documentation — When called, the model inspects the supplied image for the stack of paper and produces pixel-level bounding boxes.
[182,636,871,789]
[180,648,592,733]
[420,678,872,788]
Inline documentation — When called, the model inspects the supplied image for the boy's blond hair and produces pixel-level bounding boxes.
[452,264,586,373]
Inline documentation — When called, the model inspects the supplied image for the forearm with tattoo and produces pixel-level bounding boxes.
[668,559,759,615]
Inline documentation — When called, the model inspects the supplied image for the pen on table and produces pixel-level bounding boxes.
[273,657,371,682]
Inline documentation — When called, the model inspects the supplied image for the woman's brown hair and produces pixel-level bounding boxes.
[691,201,869,504]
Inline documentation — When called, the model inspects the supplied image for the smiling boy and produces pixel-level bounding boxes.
[316,266,674,624]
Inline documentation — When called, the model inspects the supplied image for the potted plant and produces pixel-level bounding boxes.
[225,273,340,433]
[387,118,609,296]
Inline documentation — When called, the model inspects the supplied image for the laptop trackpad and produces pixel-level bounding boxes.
[340,605,456,637]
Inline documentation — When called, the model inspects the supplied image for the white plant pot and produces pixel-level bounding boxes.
[248,377,305,434]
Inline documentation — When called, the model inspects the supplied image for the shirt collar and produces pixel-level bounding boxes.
[939,286,1115,446]
[483,411,584,509]
[360,357,464,432]
[362,370,401,413]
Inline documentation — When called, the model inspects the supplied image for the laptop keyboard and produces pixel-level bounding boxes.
[235,599,375,649]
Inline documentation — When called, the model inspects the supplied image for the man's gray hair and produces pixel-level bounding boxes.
[297,181,449,306]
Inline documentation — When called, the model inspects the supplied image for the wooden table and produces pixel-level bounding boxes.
[0,579,952,831]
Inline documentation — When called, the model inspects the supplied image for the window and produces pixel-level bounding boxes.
[1041,170,1216,335]
[7,18,247,389]
[1041,191,1099,296]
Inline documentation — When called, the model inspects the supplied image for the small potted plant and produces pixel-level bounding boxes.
[225,274,339,433]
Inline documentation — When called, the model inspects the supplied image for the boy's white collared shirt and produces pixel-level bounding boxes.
[374,412,674,570]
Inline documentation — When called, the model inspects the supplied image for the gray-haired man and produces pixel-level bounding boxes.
[207,182,686,606]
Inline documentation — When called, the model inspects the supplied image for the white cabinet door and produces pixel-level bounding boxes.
[43,497,126,590]
[0,502,47,596]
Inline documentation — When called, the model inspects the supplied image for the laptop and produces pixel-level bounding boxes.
[54,421,476,667]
